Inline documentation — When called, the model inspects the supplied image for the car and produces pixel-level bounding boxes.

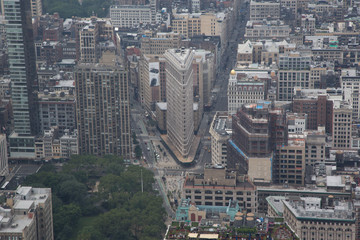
[147,147,150,151]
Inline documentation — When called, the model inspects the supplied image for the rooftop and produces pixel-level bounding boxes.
[237,40,253,54]
[38,90,75,101]
[211,112,232,136]
[165,48,194,66]
[266,196,287,216]
[284,197,355,222]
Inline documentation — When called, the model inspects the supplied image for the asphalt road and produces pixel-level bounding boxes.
[193,1,249,167]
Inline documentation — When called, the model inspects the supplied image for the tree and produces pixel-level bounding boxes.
[53,203,81,240]
[23,155,166,239]
[135,145,142,158]
[77,226,105,240]
[58,179,87,204]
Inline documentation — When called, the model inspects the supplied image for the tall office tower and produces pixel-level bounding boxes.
[4,0,39,159]
[30,0,41,17]
[165,48,195,157]
[0,134,8,176]
[277,52,311,101]
[75,55,131,157]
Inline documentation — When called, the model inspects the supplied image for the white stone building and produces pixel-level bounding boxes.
[110,5,154,28]
[209,112,232,166]
[227,70,265,115]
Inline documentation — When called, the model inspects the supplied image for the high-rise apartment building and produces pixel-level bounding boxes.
[165,48,195,157]
[277,52,311,101]
[4,0,39,159]
[75,54,131,157]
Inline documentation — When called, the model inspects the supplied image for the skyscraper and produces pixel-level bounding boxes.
[4,0,39,159]
[164,48,195,157]
[4,0,38,135]
[75,53,131,157]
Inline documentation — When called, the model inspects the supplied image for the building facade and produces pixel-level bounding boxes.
[292,89,334,134]
[110,5,153,28]
[277,52,311,101]
[227,70,265,115]
[79,22,99,63]
[140,32,181,55]
[30,0,42,17]
[332,101,352,149]
[38,90,76,135]
[138,54,165,112]
[165,48,195,157]
[227,102,274,184]
[183,166,258,213]
[75,61,131,157]
[250,0,280,21]
[4,0,39,159]
[209,112,232,166]
[245,21,290,41]
[4,0,38,136]
[275,138,306,186]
